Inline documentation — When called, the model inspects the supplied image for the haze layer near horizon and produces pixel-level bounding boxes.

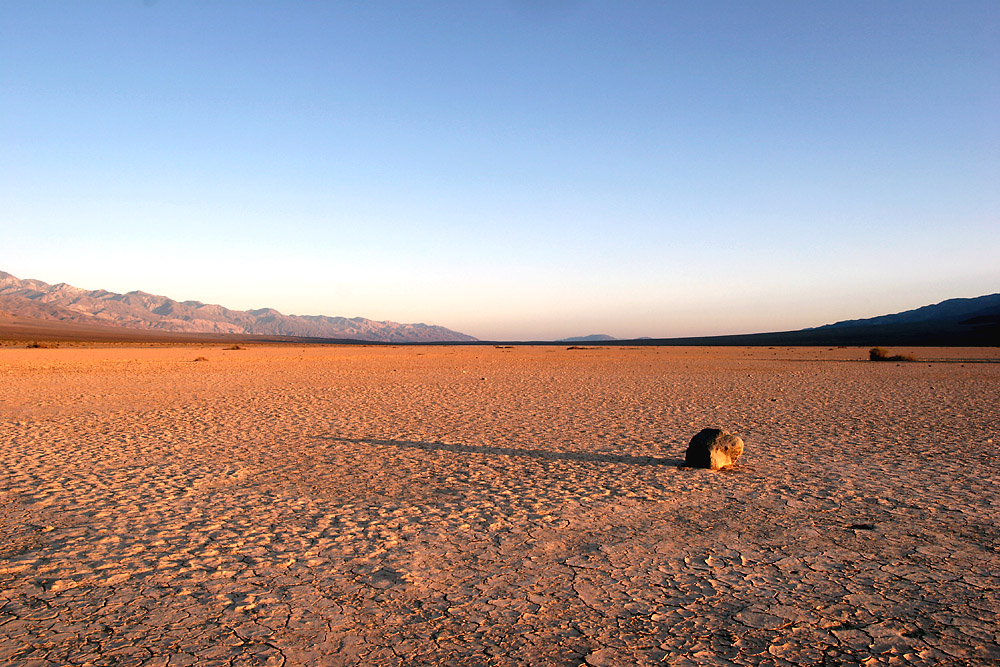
[2,1,997,341]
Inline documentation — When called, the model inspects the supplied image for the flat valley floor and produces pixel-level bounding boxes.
[1,345,998,666]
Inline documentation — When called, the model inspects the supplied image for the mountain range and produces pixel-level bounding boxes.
[559,334,618,342]
[613,293,999,347]
[0,271,476,343]
[1,270,996,346]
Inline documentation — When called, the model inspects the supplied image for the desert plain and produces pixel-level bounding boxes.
[1,344,998,667]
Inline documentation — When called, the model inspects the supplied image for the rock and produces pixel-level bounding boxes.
[685,428,744,469]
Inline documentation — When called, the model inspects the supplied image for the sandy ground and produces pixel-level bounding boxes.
[1,344,998,666]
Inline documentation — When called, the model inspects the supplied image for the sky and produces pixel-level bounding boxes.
[2,1,998,341]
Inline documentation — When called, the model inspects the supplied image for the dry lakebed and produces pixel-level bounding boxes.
[1,344,998,666]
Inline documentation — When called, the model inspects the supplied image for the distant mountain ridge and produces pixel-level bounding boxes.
[0,271,476,343]
[560,334,617,342]
[612,293,999,347]
[535,294,998,347]
[814,294,1000,331]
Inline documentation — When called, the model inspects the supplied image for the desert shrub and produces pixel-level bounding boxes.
[224,345,245,350]
[869,347,916,362]
[193,356,209,362]
[26,341,58,349]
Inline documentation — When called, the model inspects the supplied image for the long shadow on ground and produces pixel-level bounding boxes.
[317,436,686,467]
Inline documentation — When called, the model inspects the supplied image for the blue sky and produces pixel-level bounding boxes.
[2,1,997,340]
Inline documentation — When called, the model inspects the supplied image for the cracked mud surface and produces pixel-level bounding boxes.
[1,345,998,666]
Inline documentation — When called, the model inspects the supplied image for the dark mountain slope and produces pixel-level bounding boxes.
[603,294,1000,347]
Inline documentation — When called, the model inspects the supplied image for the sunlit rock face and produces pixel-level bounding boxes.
[0,271,476,343]
[685,428,744,469]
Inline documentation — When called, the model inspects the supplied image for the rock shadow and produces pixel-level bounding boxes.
[318,436,686,468]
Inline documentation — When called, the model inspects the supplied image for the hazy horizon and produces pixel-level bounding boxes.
[3,2,997,341]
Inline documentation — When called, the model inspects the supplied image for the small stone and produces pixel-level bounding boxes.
[685,428,744,470]
[585,648,621,666]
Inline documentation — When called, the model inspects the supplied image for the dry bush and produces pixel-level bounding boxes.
[869,347,916,362]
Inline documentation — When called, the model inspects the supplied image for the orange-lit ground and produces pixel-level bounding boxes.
[2,345,998,666]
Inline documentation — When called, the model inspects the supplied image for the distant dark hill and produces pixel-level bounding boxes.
[559,334,617,342]
[593,293,1000,347]
[818,294,1000,332]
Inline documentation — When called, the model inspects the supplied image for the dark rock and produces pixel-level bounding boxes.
[685,428,744,470]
